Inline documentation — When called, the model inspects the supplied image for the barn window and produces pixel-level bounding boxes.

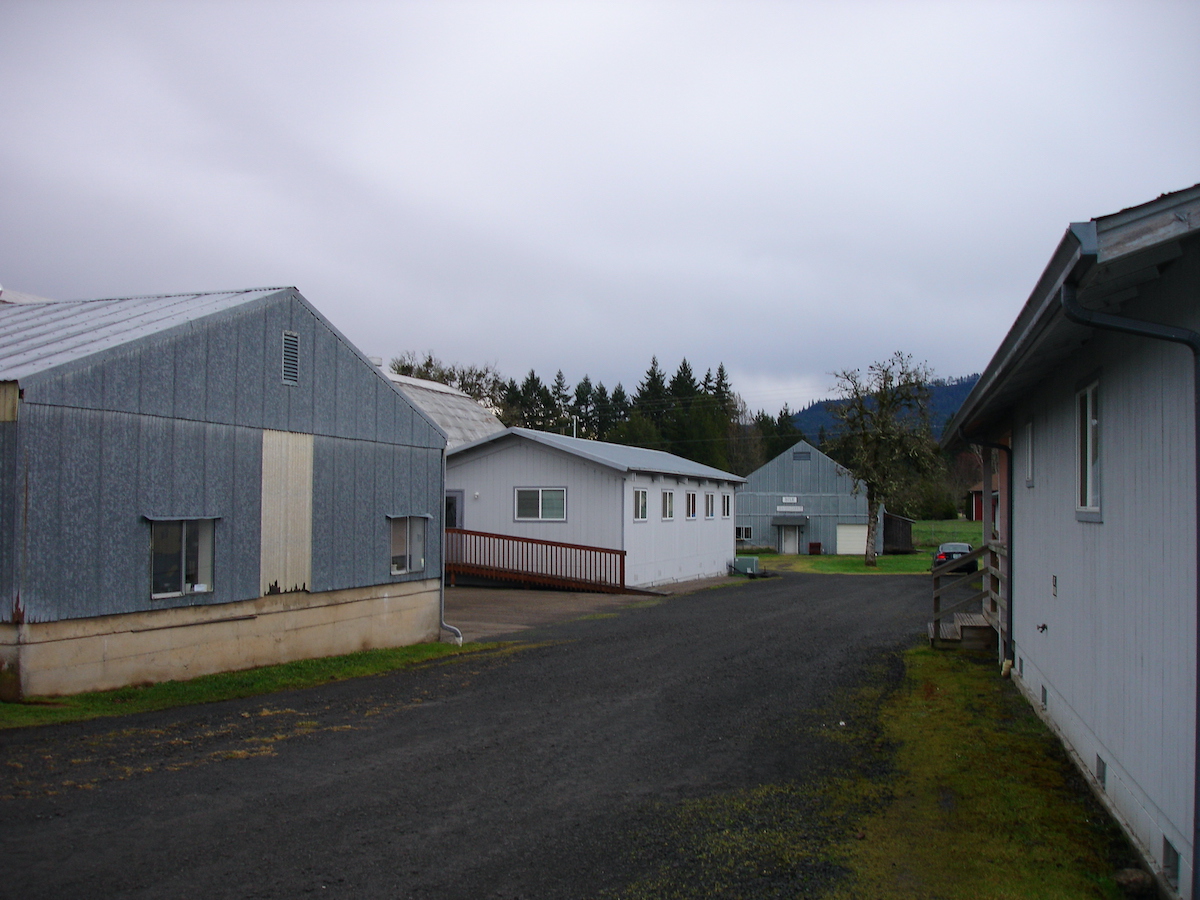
[150,519,214,598]
[721,494,731,518]
[685,492,697,519]
[282,331,299,384]
[390,516,426,574]
[792,450,811,461]
[515,488,566,521]
[1076,381,1099,513]
[704,493,715,519]
[735,526,752,541]
[633,489,648,521]
[1163,838,1180,889]
[661,490,674,520]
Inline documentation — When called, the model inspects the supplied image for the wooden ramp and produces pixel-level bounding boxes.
[446,528,653,595]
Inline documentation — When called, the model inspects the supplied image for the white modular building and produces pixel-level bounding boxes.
[446,428,744,588]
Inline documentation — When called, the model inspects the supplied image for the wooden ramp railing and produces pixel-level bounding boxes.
[445,528,628,593]
[929,542,1007,652]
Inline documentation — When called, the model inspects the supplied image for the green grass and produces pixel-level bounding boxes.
[759,553,933,575]
[826,648,1132,899]
[0,641,496,730]
[609,646,1134,900]
[745,519,984,576]
[913,517,984,552]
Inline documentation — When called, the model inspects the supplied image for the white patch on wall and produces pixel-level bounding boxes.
[261,429,314,594]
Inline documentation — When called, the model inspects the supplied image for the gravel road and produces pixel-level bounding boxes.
[0,573,929,899]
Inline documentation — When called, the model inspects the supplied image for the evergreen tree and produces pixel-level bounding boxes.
[551,370,571,429]
[633,357,669,427]
[571,375,596,438]
[593,382,613,440]
[610,383,631,425]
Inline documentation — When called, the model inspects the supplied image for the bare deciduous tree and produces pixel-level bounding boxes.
[829,352,939,566]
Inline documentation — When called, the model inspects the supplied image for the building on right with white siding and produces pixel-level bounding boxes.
[944,183,1200,899]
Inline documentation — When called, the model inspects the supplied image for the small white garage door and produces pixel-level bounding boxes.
[836,524,868,555]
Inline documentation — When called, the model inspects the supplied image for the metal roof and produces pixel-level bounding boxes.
[944,184,1200,448]
[449,427,745,482]
[0,288,289,381]
[387,373,505,448]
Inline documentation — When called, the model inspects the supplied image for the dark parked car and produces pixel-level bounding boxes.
[933,542,977,573]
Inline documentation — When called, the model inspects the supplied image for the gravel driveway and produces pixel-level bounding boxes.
[0,573,929,899]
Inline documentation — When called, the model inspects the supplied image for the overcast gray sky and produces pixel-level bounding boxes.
[2,1,1197,413]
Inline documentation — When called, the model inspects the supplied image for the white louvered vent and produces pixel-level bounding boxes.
[282,331,299,384]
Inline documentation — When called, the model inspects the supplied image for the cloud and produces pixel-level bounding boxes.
[1,0,1197,412]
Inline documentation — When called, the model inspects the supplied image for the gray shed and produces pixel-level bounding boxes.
[735,440,877,554]
[0,287,447,698]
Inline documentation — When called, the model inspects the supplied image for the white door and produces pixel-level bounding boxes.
[780,526,799,555]
[836,524,869,555]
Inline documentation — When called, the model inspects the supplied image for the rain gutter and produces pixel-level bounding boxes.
[1059,221,1199,900]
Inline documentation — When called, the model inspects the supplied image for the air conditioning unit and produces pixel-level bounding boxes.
[730,556,759,576]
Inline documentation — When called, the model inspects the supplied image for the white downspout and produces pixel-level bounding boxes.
[439,447,462,645]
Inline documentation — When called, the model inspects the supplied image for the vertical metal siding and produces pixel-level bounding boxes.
[233,308,265,428]
[203,317,238,424]
[0,421,16,610]
[736,441,867,552]
[100,350,141,415]
[5,291,445,622]
[260,303,286,432]
[284,304,316,435]
[1010,246,1197,872]
[172,324,207,422]
[308,437,442,593]
[11,403,264,620]
[446,442,624,550]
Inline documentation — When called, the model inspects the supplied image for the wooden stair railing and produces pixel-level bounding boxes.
[445,528,627,593]
[930,542,1007,650]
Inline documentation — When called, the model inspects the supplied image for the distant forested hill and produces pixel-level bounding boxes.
[791,374,980,443]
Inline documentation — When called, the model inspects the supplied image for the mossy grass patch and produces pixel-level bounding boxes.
[0,641,504,730]
[608,646,1134,899]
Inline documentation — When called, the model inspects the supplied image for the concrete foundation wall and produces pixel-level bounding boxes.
[0,578,441,699]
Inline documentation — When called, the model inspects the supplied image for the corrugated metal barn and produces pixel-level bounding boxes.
[735,440,876,554]
[944,184,1200,898]
[0,287,447,698]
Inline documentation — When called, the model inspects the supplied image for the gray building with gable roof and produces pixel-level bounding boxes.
[735,440,877,555]
[0,287,447,698]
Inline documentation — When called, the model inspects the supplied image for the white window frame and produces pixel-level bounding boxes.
[735,526,752,541]
[515,487,567,522]
[704,493,715,519]
[150,518,215,599]
[661,489,674,520]
[685,491,697,519]
[390,515,427,575]
[1076,381,1100,515]
[721,494,731,518]
[633,488,648,522]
